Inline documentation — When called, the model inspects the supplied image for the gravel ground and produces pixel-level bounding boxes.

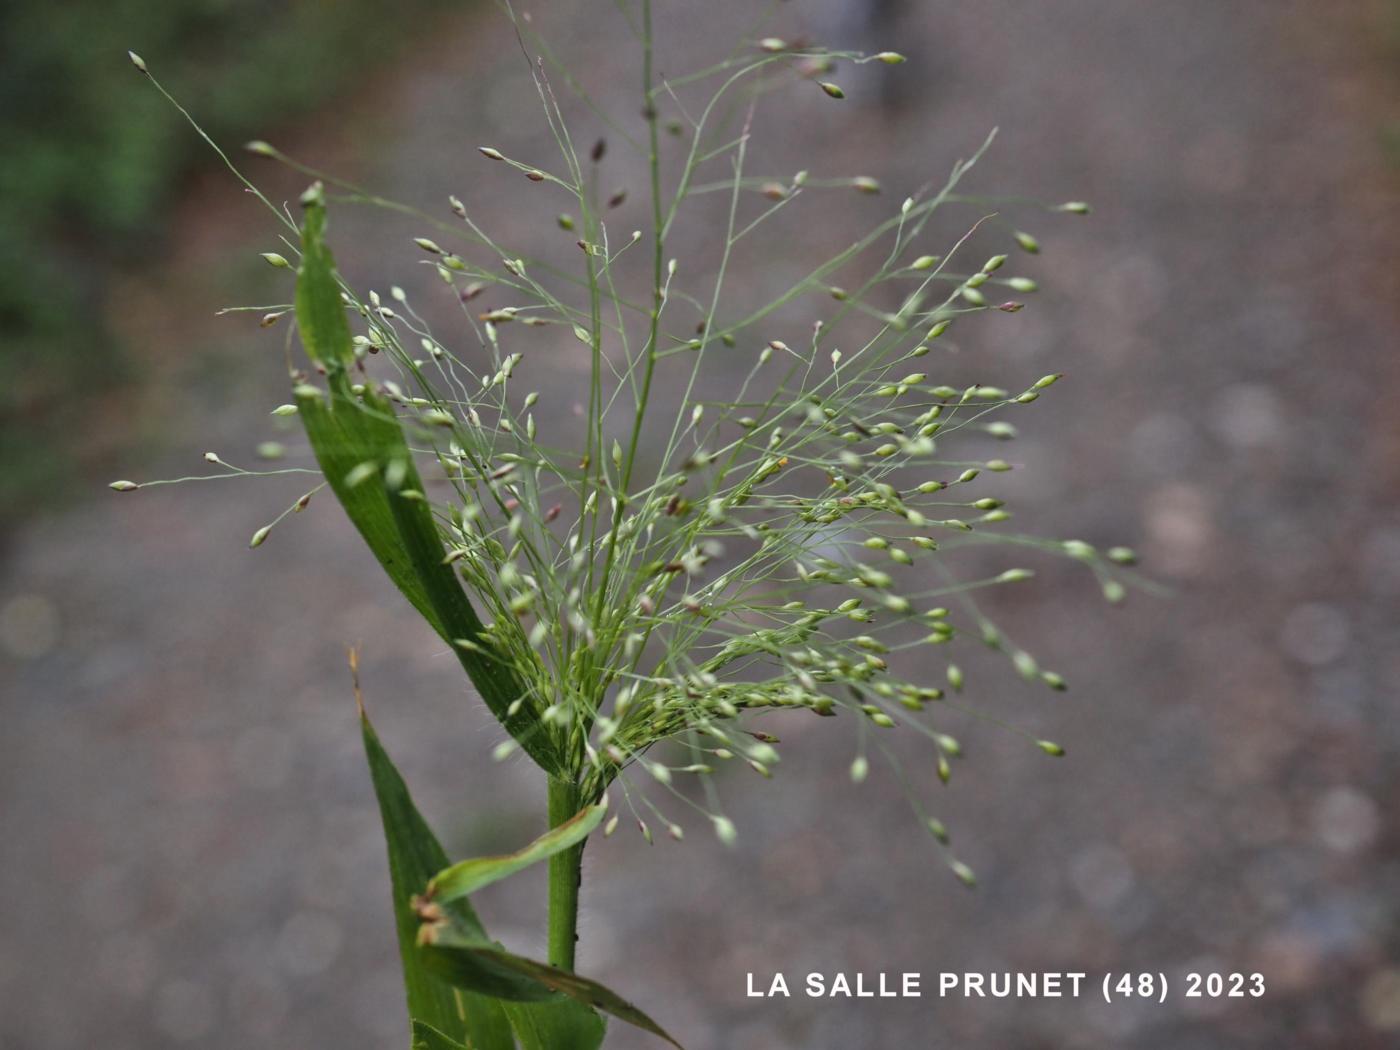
[2,2,1398,1048]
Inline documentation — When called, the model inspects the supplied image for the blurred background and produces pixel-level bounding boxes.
[2,1,1398,1047]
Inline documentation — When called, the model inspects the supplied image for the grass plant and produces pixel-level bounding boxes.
[116,5,1139,1045]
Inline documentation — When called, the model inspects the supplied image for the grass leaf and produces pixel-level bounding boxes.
[362,707,516,1050]
[421,927,681,1048]
[501,1000,606,1050]
[294,183,354,371]
[296,381,446,634]
[296,193,562,774]
[429,802,607,904]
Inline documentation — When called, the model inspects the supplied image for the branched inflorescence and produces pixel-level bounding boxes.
[120,19,1141,888]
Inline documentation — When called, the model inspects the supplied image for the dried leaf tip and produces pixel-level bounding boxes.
[346,646,366,718]
[128,51,148,74]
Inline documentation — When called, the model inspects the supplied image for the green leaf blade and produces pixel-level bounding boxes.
[296,383,447,636]
[362,710,515,1050]
[421,937,681,1048]
[430,802,608,904]
[502,1000,606,1050]
[294,183,354,370]
[293,194,562,774]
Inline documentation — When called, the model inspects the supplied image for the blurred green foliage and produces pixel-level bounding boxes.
[0,0,446,523]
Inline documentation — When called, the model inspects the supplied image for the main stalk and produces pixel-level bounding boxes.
[552,0,661,977]
[546,777,584,971]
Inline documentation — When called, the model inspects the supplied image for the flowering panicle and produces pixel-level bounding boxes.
[119,24,1137,891]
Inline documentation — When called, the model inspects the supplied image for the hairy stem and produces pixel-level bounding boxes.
[546,776,584,971]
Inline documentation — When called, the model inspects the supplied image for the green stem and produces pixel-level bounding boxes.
[546,777,583,971]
